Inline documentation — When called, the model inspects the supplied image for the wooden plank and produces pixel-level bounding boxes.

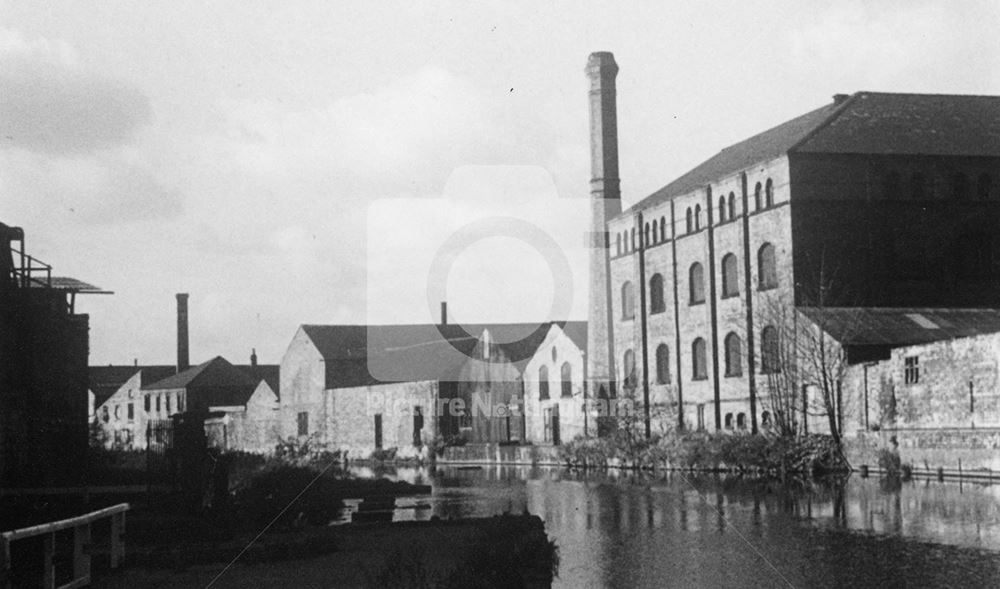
[72,524,90,583]
[1,536,11,589]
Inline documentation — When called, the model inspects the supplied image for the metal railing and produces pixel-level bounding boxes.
[1,503,129,589]
[10,244,53,288]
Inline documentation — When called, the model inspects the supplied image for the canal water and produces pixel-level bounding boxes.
[348,465,1000,588]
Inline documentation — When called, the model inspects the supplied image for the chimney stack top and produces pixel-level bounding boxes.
[440,301,448,325]
[833,93,850,105]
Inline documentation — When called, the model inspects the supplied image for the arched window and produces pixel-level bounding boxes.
[728,192,736,219]
[718,195,726,223]
[724,332,742,377]
[764,178,774,207]
[616,233,622,256]
[761,326,780,374]
[724,413,733,430]
[692,338,707,380]
[538,366,549,400]
[686,208,693,233]
[695,205,702,230]
[952,172,970,200]
[660,217,666,241]
[977,173,992,200]
[631,228,636,250]
[649,273,665,313]
[621,281,635,319]
[758,243,778,290]
[736,413,747,430]
[689,263,705,304]
[910,172,926,199]
[721,253,739,297]
[655,343,670,384]
[644,222,651,246]
[883,171,901,200]
[561,362,572,397]
[623,349,636,388]
[754,182,762,210]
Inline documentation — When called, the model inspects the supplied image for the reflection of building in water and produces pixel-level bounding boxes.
[584,52,1000,457]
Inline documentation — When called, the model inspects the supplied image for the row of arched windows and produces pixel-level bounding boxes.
[615,216,669,256]
[538,362,574,400]
[883,171,995,201]
[620,244,778,319]
[691,326,780,382]
[620,344,673,388]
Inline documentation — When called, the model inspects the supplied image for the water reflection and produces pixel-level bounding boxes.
[347,466,1000,587]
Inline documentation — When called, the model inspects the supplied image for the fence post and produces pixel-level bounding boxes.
[110,512,125,569]
[42,532,55,589]
[73,523,91,583]
[2,536,11,589]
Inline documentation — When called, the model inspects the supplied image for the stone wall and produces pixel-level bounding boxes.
[523,325,586,445]
[279,327,327,440]
[324,380,438,459]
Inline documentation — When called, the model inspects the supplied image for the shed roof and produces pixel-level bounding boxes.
[89,365,175,407]
[798,307,1000,347]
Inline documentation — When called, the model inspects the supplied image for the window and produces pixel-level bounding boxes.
[561,362,573,397]
[102,406,109,423]
[721,253,739,297]
[689,263,705,304]
[155,396,161,413]
[978,173,992,200]
[621,281,635,319]
[758,243,777,290]
[764,179,774,207]
[692,338,707,380]
[645,222,651,246]
[951,172,970,200]
[728,193,736,220]
[114,405,120,420]
[127,403,134,421]
[904,356,920,384]
[551,347,558,362]
[656,343,670,384]
[616,233,622,256]
[754,182,762,210]
[144,395,151,412]
[649,273,665,313]
[539,365,550,400]
[724,333,742,377]
[660,217,666,241]
[412,406,424,447]
[374,414,383,449]
[724,413,733,430]
[718,195,726,223]
[761,326,780,374]
[882,171,901,200]
[686,208,693,233]
[631,228,636,250]
[910,172,926,199]
[178,394,185,412]
[166,395,171,413]
[623,349,636,388]
[695,205,701,230]
[297,411,309,436]
[737,413,747,430]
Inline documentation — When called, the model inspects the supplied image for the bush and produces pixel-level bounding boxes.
[877,447,903,476]
[232,464,345,530]
[370,447,398,462]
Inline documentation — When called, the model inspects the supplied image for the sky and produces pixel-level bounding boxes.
[2,1,998,366]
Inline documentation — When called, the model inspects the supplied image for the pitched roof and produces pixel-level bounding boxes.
[798,307,1000,347]
[632,91,1000,212]
[301,321,586,389]
[143,356,260,410]
[237,364,280,397]
[89,365,175,407]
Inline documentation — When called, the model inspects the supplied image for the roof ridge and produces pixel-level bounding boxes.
[787,92,859,154]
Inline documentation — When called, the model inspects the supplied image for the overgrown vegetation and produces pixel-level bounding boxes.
[559,430,848,475]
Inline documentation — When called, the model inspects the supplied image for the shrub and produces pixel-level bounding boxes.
[370,447,398,462]
[232,464,345,530]
[877,447,902,476]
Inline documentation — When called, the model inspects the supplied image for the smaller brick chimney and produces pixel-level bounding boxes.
[440,301,448,326]
[176,293,189,373]
[251,348,258,367]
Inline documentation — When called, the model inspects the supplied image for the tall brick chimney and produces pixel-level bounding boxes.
[586,52,622,405]
[176,293,189,373]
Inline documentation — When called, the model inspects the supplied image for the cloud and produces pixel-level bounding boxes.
[0,29,152,155]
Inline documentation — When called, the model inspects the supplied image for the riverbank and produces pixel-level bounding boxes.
[96,514,555,588]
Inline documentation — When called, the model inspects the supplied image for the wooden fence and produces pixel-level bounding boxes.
[1,503,129,589]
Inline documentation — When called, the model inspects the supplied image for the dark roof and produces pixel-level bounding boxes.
[798,307,1000,347]
[795,92,1000,157]
[144,356,259,410]
[89,365,175,407]
[29,276,111,293]
[237,364,280,396]
[632,92,1000,212]
[301,321,587,389]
